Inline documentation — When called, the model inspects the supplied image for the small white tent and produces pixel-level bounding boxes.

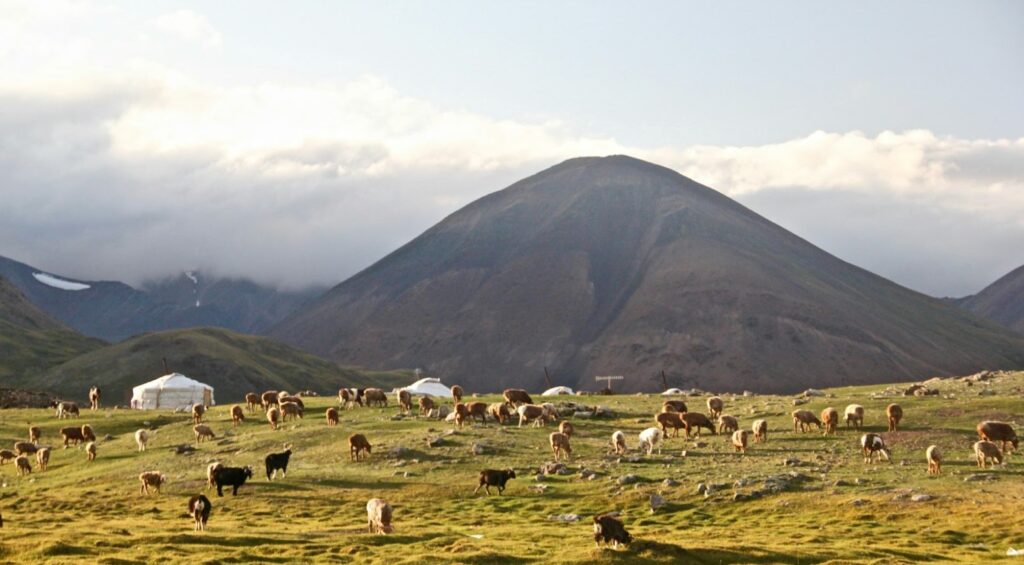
[400,377,453,398]
[131,373,215,410]
[661,388,685,396]
[541,386,574,396]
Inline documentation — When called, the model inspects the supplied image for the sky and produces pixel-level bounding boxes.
[0,0,1022,296]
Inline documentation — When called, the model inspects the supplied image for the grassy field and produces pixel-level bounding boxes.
[1,373,1022,564]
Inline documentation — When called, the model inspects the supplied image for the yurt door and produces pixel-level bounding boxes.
[203,389,212,407]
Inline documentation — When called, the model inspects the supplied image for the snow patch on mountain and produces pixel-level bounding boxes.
[33,272,91,291]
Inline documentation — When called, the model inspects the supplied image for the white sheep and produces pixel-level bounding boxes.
[638,427,664,455]
[135,429,149,452]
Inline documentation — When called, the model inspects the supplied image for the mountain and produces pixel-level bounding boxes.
[272,155,1024,393]
[0,276,105,382]
[0,255,324,341]
[29,327,411,403]
[959,264,1024,334]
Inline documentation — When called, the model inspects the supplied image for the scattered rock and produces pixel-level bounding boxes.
[793,398,808,406]
[548,513,580,523]
[534,474,547,482]
[470,443,485,456]
[854,478,868,485]
[964,473,998,482]
[528,484,548,493]
[173,444,196,455]
[573,411,594,419]
[662,478,679,487]
[850,498,866,506]
[426,437,444,448]
[803,388,826,397]
[650,494,665,513]
[618,474,640,485]
[782,458,802,467]
[580,469,597,480]
[388,446,409,459]
[103,434,114,441]
[911,494,934,502]
[541,462,565,475]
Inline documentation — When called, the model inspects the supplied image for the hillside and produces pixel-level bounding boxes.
[272,155,1024,393]
[0,276,104,382]
[29,327,411,404]
[960,264,1024,334]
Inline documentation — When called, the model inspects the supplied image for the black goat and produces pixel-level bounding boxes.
[265,446,292,481]
[213,466,253,496]
[473,468,516,495]
[188,494,212,531]
[593,514,632,548]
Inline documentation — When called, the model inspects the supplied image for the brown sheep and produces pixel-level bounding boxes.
[81,424,96,443]
[326,407,339,426]
[231,405,245,427]
[363,388,388,408]
[792,410,822,433]
[55,401,79,419]
[15,455,32,476]
[488,402,510,424]
[821,407,839,436]
[977,421,1018,453]
[192,403,206,425]
[503,388,533,407]
[451,385,464,404]
[558,421,575,438]
[280,401,304,421]
[194,424,215,443]
[681,412,716,437]
[139,471,166,494]
[844,404,864,429]
[886,404,903,432]
[662,400,688,413]
[717,414,739,435]
[453,403,469,428]
[397,389,412,414]
[732,430,749,453]
[974,440,1003,468]
[36,447,50,470]
[59,427,85,448]
[366,498,394,534]
[418,396,436,416]
[85,441,96,461]
[655,412,688,438]
[926,445,941,475]
[0,449,17,464]
[752,419,768,443]
[549,432,572,461]
[29,426,41,444]
[465,401,488,425]
[261,390,280,410]
[89,386,101,410]
[245,392,260,413]
[707,396,724,419]
[349,434,372,461]
[267,407,280,430]
[516,404,547,428]
[279,396,305,410]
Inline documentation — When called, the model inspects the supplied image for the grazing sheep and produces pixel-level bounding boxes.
[681,413,717,437]
[611,431,627,454]
[15,455,32,476]
[974,440,1003,468]
[55,401,79,419]
[540,403,560,422]
[363,388,388,408]
[638,427,664,455]
[279,401,304,421]
[245,392,260,413]
[81,424,96,443]
[717,414,739,435]
[14,440,38,455]
[339,388,361,409]
[207,462,224,490]
[261,391,280,410]
[193,424,215,443]
[192,404,205,425]
[135,429,149,451]
[28,426,41,444]
[85,441,96,461]
[844,404,865,429]
[926,445,942,475]
[821,407,839,436]
[277,390,290,403]
[0,449,17,464]
[558,421,575,438]
[35,447,50,470]
[655,412,688,438]
[474,469,516,495]
[662,400,688,413]
[140,471,166,494]
[488,402,511,424]
[212,466,253,496]
[397,389,412,414]
[792,410,822,433]
[230,405,245,427]
[366,498,394,534]
[593,514,632,549]
[349,434,372,461]
[279,396,305,410]
[464,401,488,425]
[503,388,533,407]
[189,494,212,531]
[886,404,903,432]
[752,419,768,443]
[860,433,892,463]
[89,386,101,410]
[326,407,339,426]
[418,396,436,416]
[59,427,85,448]
[451,385,464,404]
[265,445,292,480]
[517,404,547,428]
[707,396,724,419]
[266,406,280,430]
[732,430,749,453]
[549,432,572,461]
[453,403,469,428]
[977,421,1018,453]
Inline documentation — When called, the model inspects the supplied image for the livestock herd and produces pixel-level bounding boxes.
[2,383,1019,551]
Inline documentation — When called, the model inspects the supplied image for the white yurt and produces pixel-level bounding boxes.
[131,373,215,410]
[661,388,685,396]
[401,377,453,398]
[541,386,574,396]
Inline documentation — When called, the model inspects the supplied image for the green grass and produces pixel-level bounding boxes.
[1,374,1022,563]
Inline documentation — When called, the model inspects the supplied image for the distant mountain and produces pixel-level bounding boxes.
[272,155,1024,393]
[30,327,411,403]
[0,275,105,382]
[0,255,324,341]
[959,264,1024,334]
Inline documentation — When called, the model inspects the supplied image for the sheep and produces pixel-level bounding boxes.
[453,403,469,428]
[265,445,292,480]
[366,498,394,534]
[732,430,749,453]
[593,514,632,549]
[28,426,41,444]
[638,427,664,455]
[516,404,548,427]
[844,404,864,429]
[418,396,436,416]
[977,421,1018,453]
[59,427,85,448]
[89,386,101,410]
[707,396,724,419]
[85,441,96,461]
[280,401,304,421]
[550,432,572,461]
[886,404,903,432]
[193,424,215,443]
[860,433,892,463]
[503,388,533,407]
[655,412,688,438]
[349,434,372,461]
[926,445,942,475]
[558,421,575,438]
[15,440,39,455]
[792,410,822,433]
[15,455,32,476]
[212,466,253,496]
[55,401,79,419]
[752,419,768,443]
[266,406,280,430]
[362,388,387,408]
[36,447,50,470]
[451,384,464,404]
[397,389,412,414]
[189,495,212,531]
[0,449,17,464]
[611,430,627,454]
[974,440,1003,468]
[261,390,280,410]
[135,429,149,451]
[277,390,291,403]
[821,407,839,436]
[461,401,486,425]
[326,407,339,426]
[206,462,224,490]
[488,402,510,424]
[681,412,716,437]
[540,403,560,422]
[140,471,166,494]
[717,414,739,435]
[339,388,361,409]
[662,400,688,413]
[245,392,260,413]
[474,469,516,495]
[81,424,96,443]
[230,405,245,427]
[279,396,305,410]
[192,403,206,425]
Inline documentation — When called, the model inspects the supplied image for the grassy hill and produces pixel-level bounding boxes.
[0,372,1021,563]
[27,327,411,405]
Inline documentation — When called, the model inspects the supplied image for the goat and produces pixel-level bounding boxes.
[503,388,533,407]
[339,388,361,409]
[55,401,79,419]
[85,441,96,461]
[245,392,260,413]
[212,466,253,496]
[792,410,822,433]
[261,391,280,410]
[558,420,575,438]
[397,389,412,414]
[593,514,632,549]
[681,412,716,437]
[549,432,572,461]
[488,402,510,424]
[418,396,436,416]
[193,424,215,443]
[366,498,394,534]
[279,401,304,421]
[451,385,464,404]
[279,396,305,410]
[732,430,749,453]
[363,388,388,408]
[266,406,280,430]
[189,494,212,531]
[349,434,372,461]
[974,440,1003,468]
[15,455,32,476]
[926,445,942,475]
[638,427,664,455]
[139,471,166,494]
[265,445,292,480]
[662,400,688,413]
[717,414,739,435]
[190,403,205,425]
[28,426,41,444]
[706,396,724,419]
[230,405,245,427]
[81,424,96,442]
[474,469,516,495]
[89,386,101,411]
[326,407,339,426]
[59,426,85,448]
[860,433,892,463]
[655,412,688,438]
[466,401,489,425]
[14,441,38,455]
[516,404,547,427]
[135,429,149,451]
[821,407,839,435]
[453,403,469,428]
[752,419,768,443]
[886,403,903,432]
[977,421,1018,453]
[611,430,627,454]
[844,404,864,429]
[36,447,50,470]
[0,449,17,464]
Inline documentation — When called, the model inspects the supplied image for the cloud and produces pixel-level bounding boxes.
[151,10,222,49]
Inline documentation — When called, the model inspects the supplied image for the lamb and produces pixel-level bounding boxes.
[15,455,32,476]
[55,401,79,419]
[473,468,516,495]
[821,407,839,436]
[655,412,688,438]
[212,466,253,496]
[732,430,749,453]
[245,392,260,413]
[926,445,942,475]
[192,403,206,425]
[662,400,688,413]
[266,406,281,430]
[976,421,1018,453]
[453,403,469,428]
[844,404,864,429]
[349,434,372,461]
[558,421,575,438]
[516,404,548,427]
[681,412,716,437]
[230,405,245,427]
[860,433,892,463]
[886,403,903,432]
[261,390,280,410]
[0,449,17,464]
[418,396,436,415]
[59,427,85,448]
[29,426,41,444]
[326,407,339,426]
[638,427,664,455]
[279,401,304,421]
[193,424,215,443]
[140,471,166,494]
[611,431,627,454]
[85,441,96,461]
[752,419,768,443]
[397,389,412,414]
[207,462,224,490]
[792,410,822,433]
[363,388,388,408]
[593,514,632,549]
[89,386,101,410]
[135,429,149,451]
[189,495,212,531]
[974,440,1003,468]
[488,402,510,424]
[466,401,489,425]
[265,445,292,480]
[706,396,724,419]
[503,388,533,407]
[366,498,394,534]
[549,432,572,461]
[717,414,739,435]
[36,447,50,470]
[451,384,464,404]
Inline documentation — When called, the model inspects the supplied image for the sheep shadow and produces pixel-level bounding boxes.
[604,541,829,564]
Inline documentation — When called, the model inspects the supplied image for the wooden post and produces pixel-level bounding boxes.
[543,367,553,389]
[661,370,668,388]
[162,357,170,374]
